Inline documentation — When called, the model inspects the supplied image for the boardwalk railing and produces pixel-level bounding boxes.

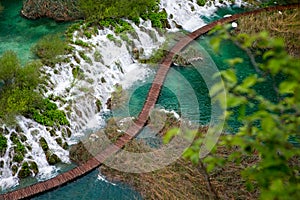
[1,4,298,200]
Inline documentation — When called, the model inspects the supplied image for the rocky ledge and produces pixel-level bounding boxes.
[21,0,83,21]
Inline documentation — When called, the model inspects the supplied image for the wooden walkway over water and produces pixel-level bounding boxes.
[1,4,298,200]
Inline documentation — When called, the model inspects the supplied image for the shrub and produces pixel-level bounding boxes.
[30,99,70,126]
[32,34,68,66]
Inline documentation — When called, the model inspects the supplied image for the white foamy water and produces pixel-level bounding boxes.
[0,0,244,191]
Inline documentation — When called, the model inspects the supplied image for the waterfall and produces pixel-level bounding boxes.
[0,0,244,191]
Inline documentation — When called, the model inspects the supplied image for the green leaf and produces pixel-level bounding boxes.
[163,128,179,144]
[241,74,257,89]
[221,69,237,84]
[279,81,297,94]
[226,57,243,67]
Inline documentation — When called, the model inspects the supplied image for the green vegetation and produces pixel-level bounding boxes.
[78,0,158,21]
[0,50,70,127]
[17,161,39,178]
[93,50,102,62]
[197,0,207,6]
[141,10,168,29]
[165,26,300,199]
[78,0,168,30]
[30,99,70,127]
[78,51,92,64]
[0,134,7,155]
[32,34,69,66]
[72,65,84,80]
[74,39,90,48]
[106,34,122,46]
[0,46,72,129]
[10,133,27,163]
[65,22,82,38]
[0,51,44,122]
[99,19,133,34]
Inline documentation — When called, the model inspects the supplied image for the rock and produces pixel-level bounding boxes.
[66,127,72,137]
[106,98,112,110]
[62,142,69,150]
[39,137,49,152]
[55,137,63,146]
[29,161,39,175]
[69,141,93,164]
[89,134,99,142]
[49,129,57,137]
[18,162,32,178]
[21,0,83,21]
[12,165,18,176]
[133,47,140,59]
[96,99,102,112]
[46,151,61,165]
[0,160,4,168]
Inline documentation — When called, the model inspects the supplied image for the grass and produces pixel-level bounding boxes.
[236,8,300,57]
[70,110,259,199]
[99,126,260,200]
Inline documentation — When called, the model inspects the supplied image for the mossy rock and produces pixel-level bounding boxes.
[10,132,18,144]
[0,160,4,168]
[66,127,72,137]
[26,145,32,151]
[18,162,32,178]
[62,142,69,150]
[39,137,49,152]
[101,77,106,83]
[14,140,26,156]
[94,50,102,62]
[46,151,61,165]
[0,134,7,156]
[12,165,18,176]
[55,137,63,146]
[95,99,102,112]
[13,153,24,163]
[29,161,39,175]
[19,134,27,142]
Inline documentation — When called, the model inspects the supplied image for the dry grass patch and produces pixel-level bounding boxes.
[236,8,300,57]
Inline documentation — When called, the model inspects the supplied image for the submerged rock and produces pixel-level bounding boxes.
[21,0,83,21]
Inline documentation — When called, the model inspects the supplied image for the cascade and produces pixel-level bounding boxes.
[0,0,244,191]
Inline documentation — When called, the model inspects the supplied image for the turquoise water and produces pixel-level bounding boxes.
[0,0,70,64]
[32,170,142,200]
[1,1,278,199]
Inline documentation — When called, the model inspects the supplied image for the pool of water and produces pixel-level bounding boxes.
[0,0,70,64]
[32,170,142,200]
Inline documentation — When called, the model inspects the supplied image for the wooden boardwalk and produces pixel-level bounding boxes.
[1,4,298,200]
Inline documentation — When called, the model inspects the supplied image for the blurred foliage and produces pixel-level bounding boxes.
[0,3,3,13]
[165,25,300,199]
